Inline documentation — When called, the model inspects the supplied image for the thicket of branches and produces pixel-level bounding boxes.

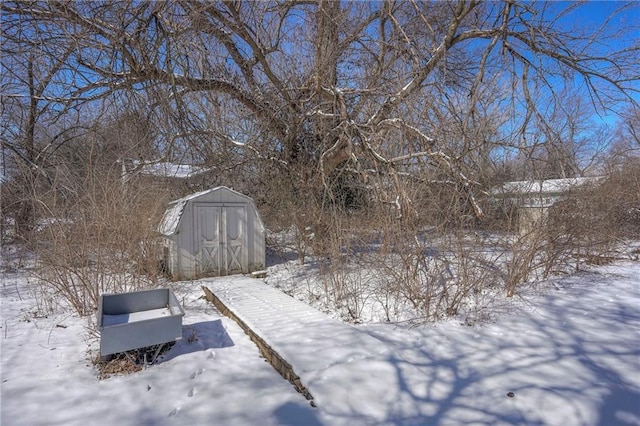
[1,1,638,317]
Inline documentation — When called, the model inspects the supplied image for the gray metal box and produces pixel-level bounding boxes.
[97,288,185,357]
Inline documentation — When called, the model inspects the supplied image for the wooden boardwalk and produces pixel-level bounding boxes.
[201,277,428,422]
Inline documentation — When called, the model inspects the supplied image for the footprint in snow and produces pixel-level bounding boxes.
[168,407,181,417]
[208,350,216,359]
[188,387,196,397]
[190,368,205,379]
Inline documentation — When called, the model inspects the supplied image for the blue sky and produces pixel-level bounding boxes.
[564,1,640,28]
[549,1,639,125]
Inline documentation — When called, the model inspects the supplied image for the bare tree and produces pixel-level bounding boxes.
[3,1,636,216]
[610,106,640,163]
[1,10,79,234]
[2,1,638,259]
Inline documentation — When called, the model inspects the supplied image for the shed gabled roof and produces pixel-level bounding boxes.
[158,186,254,236]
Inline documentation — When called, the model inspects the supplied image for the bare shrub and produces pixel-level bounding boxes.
[319,258,374,323]
[494,201,599,298]
[501,231,546,298]
[368,226,494,323]
[311,207,373,322]
[547,163,640,267]
[496,166,640,297]
[32,160,171,316]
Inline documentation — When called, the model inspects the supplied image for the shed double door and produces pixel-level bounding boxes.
[193,203,247,276]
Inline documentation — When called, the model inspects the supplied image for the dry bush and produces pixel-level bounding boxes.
[318,256,375,323]
[493,199,603,298]
[1,161,53,245]
[501,231,559,298]
[308,204,375,322]
[374,230,501,322]
[261,156,639,323]
[307,199,504,323]
[547,163,640,267]
[498,164,640,297]
[591,160,640,239]
[31,160,171,316]
[262,173,504,322]
[257,164,319,265]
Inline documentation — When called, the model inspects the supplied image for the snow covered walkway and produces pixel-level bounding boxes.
[201,277,432,424]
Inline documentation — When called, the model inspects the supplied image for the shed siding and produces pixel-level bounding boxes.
[160,187,265,280]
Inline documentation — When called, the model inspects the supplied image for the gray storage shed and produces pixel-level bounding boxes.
[159,186,265,279]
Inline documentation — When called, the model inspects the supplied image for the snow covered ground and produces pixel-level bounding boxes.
[1,247,639,425]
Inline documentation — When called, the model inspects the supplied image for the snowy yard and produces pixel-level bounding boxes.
[1,248,639,425]
[3,1,638,425]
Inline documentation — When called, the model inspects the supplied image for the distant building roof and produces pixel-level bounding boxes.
[134,161,211,179]
[492,176,604,197]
